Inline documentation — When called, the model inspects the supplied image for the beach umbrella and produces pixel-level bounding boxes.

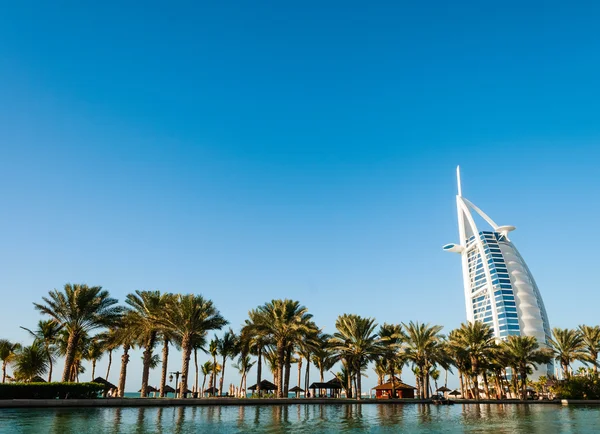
[436,386,451,392]
[448,390,461,397]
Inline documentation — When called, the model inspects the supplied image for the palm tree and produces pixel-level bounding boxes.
[549,327,585,379]
[84,336,104,380]
[240,317,271,396]
[401,321,444,399]
[0,340,21,383]
[248,299,314,397]
[501,335,552,400]
[13,342,48,382]
[33,283,122,381]
[208,337,219,395]
[201,361,213,393]
[217,328,238,396]
[453,321,496,399]
[160,294,228,398]
[56,330,90,382]
[378,323,404,398]
[578,325,600,374]
[329,314,381,400]
[234,355,255,397]
[20,319,62,382]
[125,290,167,397]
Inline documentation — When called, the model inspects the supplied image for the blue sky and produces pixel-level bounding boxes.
[1,1,599,392]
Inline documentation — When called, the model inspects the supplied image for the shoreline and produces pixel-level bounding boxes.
[0,397,596,409]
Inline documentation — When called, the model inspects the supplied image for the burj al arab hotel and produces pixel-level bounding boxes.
[443,167,553,377]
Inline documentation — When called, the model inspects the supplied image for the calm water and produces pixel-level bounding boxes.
[1,403,600,433]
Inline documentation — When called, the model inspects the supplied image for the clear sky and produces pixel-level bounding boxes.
[1,1,599,392]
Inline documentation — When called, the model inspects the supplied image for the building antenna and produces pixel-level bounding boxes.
[456,165,462,196]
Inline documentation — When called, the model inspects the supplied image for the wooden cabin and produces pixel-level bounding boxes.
[373,379,416,399]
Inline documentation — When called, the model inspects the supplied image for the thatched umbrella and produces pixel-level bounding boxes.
[448,389,461,398]
[163,384,176,396]
[203,386,219,396]
[138,385,158,397]
[436,386,451,398]
[289,386,304,398]
[248,380,277,394]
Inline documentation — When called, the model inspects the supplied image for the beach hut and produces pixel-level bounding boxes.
[247,380,277,396]
[289,386,304,398]
[309,378,343,398]
[94,377,117,397]
[372,378,416,399]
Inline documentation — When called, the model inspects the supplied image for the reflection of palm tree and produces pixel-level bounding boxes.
[501,335,552,400]
[14,342,48,382]
[33,283,122,381]
[330,314,381,400]
[549,327,585,379]
[579,325,600,374]
[20,320,62,382]
[160,294,227,398]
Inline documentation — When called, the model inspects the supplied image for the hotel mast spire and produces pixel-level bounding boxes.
[457,165,462,197]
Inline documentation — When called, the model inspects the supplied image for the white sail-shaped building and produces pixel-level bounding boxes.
[444,167,553,378]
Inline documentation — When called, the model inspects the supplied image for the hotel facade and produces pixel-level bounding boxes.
[444,167,553,378]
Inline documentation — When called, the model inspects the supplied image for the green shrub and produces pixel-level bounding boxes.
[552,375,600,400]
[0,382,104,399]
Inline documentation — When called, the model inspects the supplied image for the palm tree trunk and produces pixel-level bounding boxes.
[459,370,465,398]
[202,373,207,394]
[211,354,217,396]
[297,356,302,388]
[180,336,192,398]
[106,349,113,380]
[103,349,113,397]
[62,333,79,382]
[118,344,130,398]
[482,372,490,399]
[284,347,292,397]
[2,361,6,383]
[194,349,199,394]
[520,369,527,400]
[48,352,53,382]
[220,355,226,396]
[160,339,169,398]
[276,341,285,398]
[91,360,96,381]
[390,364,396,398]
[356,370,362,400]
[141,344,153,398]
[304,356,310,395]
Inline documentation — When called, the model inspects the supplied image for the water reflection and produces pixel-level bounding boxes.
[376,404,404,427]
[6,403,600,433]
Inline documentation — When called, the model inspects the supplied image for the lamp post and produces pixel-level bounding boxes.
[169,371,182,398]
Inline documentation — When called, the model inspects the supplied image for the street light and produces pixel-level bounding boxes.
[169,371,182,397]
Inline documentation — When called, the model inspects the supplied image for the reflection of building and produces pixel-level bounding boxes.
[444,167,553,378]
[373,377,416,399]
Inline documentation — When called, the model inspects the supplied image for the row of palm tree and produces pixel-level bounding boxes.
[3,284,600,401]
